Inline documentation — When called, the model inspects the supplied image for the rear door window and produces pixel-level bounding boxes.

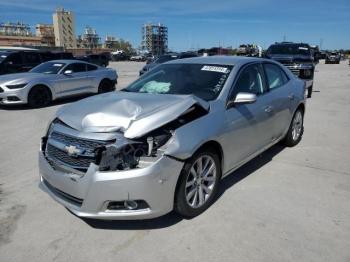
[263,63,288,90]
[65,63,87,73]
[87,64,98,71]
[72,63,87,73]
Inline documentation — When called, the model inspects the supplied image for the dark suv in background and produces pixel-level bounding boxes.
[0,50,74,75]
[265,42,315,98]
[76,54,110,67]
[139,52,198,76]
[325,52,341,64]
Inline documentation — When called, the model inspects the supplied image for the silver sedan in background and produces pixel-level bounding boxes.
[0,60,117,107]
[39,56,306,220]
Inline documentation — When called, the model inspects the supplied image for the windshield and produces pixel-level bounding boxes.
[123,63,233,101]
[30,62,66,74]
[267,45,311,55]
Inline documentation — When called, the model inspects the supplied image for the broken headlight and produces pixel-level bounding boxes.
[95,132,172,172]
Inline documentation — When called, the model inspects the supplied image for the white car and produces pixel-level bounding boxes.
[0,60,118,107]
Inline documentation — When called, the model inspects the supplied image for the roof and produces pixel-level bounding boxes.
[167,55,265,66]
[44,59,88,64]
[0,46,38,51]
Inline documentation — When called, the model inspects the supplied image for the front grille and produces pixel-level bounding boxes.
[46,131,111,172]
[284,64,300,77]
[47,144,94,169]
[50,132,106,151]
[43,178,83,206]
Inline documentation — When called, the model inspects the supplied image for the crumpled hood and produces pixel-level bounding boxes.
[56,91,209,138]
[0,72,53,85]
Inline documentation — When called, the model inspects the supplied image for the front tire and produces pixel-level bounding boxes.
[27,85,52,108]
[98,79,114,93]
[283,108,304,147]
[175,150,221,218]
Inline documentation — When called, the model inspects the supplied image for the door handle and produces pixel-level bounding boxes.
[264,106,273,113]
[288,94,295,100]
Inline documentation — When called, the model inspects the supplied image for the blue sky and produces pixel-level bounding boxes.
[1,0,349,50]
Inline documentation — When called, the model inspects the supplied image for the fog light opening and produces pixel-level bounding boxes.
[107,200,149,211]
[7,96,20,101]
[124,200,138,210]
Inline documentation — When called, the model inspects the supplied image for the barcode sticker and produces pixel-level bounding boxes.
[201,65,229,73]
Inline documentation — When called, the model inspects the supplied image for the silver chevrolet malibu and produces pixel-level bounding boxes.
[39,56,306,220]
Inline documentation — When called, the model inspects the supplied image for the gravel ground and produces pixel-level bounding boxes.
[0,60,349,262]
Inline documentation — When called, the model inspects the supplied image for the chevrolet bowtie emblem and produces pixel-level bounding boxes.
[64,145,83,157]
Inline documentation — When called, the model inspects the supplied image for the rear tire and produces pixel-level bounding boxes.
[27,85,52,108]
[283,108,304,147]
[175,150,221,218]
[98,79,114,93]
[307,84,313,98]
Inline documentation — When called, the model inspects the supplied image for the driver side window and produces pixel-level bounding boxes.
[64,63,86,73]
[231,64,264,99]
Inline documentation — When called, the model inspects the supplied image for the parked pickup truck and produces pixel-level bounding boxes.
[266,42,315,98]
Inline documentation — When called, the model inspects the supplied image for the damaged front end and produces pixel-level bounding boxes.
[42,102,208,174]
[94,131,171,172]
[93,103,208,172]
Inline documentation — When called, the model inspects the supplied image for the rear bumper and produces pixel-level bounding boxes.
[38,151,184,220]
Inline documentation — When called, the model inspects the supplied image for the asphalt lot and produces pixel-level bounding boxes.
[0,60,350,262]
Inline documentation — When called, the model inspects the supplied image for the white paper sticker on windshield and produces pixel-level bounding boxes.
[53,63,64,67]
[298,47,308,50]
[201,65,229,73]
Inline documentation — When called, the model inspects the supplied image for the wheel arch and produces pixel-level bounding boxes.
[98,78,115,93]
[172,139,224,211]
[296,102,305,115]
[28,83,53,100]
[193,140,224,172]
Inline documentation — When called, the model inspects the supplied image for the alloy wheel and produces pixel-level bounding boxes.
[185,155,217,209]
[292,111,303,141]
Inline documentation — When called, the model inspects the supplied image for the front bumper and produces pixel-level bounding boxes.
[39,151,184,220]
[326,59,339,64]
[0,85,27,105]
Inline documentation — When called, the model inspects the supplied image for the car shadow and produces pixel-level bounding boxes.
[81,143,286,230]
[0,93,95,111]
[216,144,285,199]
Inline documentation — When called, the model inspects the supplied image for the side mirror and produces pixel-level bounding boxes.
[63,70,73,75]
[227,92,257,108]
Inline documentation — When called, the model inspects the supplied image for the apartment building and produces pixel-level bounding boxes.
[53,8,77,48]
[36,24,55,46]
